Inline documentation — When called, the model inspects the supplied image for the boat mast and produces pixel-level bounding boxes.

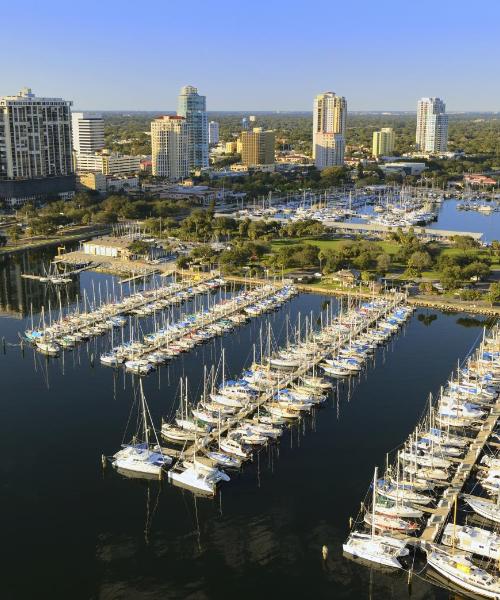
[372,466,378,539]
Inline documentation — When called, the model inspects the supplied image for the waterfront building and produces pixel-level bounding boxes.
[372,128,395,158]
[313,91,347,168]
[0,88,74,202]
[151,115,189,180]
[208,121,219,145]
[177,85,208,169]
[416,97,448,153]
[71,112,104,157]
[241,128,275,166]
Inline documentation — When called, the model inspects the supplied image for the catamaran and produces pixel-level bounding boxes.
[111,381,171,479]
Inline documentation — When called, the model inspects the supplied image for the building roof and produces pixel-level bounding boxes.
[83,237,133,249]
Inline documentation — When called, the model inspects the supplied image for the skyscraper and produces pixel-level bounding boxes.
[208,121,219,145]
[372,128,395,158]
[313,91,347,168]
[177,85,208,169]
[72,112,105,157]
[416,98,448,153]
[0,88,73,180]
[151,116,189,180]
[241,128,275,166]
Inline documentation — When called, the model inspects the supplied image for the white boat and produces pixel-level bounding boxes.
[426,544,500,599]
[364,512,420,533]
[465,496,500,524]
[205,451,242,469]
[343,467,410,569]
[112,381,171,479]
[36,340,60,355]
[168,460,229,496]
[343,531,409,569]
[219,437,250,459]
[442,523,500,560]
[374,501,423,519]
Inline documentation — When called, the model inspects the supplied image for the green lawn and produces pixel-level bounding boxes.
[270,237,400,255]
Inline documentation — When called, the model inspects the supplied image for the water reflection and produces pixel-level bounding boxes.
[0,246,80,318]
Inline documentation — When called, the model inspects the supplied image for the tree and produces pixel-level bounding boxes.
[452,235,480,250]
[440,265,462,290]
[462,261,490,282]
[407,250,432,275]
[376,253,391,274]
[176,255,190,269]
[319,166,350,187]
[128,240,151,256]
[487,282,500,305]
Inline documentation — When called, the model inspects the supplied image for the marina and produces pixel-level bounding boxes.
[344,323,500,598]
[0,245,498,599]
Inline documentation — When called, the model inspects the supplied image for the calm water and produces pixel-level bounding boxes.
[0,248,491,600]
[429,199,500,243]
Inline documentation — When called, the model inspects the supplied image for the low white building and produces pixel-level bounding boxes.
[76,151,141,175]
[380,162,427,176]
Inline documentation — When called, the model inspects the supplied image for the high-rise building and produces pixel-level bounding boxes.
[372,128,395,158]
[151,116,189,180]
[71,112,105,157]
[177,85,208,169]
[208,121,219,145]
[241,128,275,166]
[0,88,74,203]
[313,91,347,167]
[314,133,345,170]
[0,88,73,180]
[416,97,448,153]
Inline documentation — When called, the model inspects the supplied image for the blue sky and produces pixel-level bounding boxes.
[2,0,499,111]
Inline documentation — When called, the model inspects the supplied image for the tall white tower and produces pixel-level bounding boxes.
[177,85,209,169]
[416,98,448,153]
[151,116,189,180]
[71,112,105,157]
[313,92,347,167]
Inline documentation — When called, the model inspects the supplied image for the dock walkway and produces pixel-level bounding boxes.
[419,396,500,543]
[182,294,405,458]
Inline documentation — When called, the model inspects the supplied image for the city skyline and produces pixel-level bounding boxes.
[2,0,499,112]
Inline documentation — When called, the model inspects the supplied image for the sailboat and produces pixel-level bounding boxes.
[426,544,500,599]
[343,467,410,568]
[111,380,172,479]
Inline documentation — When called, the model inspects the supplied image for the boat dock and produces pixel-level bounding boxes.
[28,273,217,350]
[126,283,288,363]
[182,294,406,459]
[420,395,500,542]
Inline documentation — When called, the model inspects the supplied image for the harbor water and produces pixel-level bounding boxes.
[0,247,492,599]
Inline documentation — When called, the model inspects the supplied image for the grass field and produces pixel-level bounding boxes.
[269,236,500,280]
[270,237,400,255]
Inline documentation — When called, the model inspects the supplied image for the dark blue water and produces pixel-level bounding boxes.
[429,199,500,243]
[0,248,489,600]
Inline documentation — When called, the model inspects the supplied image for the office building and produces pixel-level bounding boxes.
[151,116,189,180]
[177,85,208,169]
[208,121,219,145]
[416,97,448,153]
[313,91,347,167]
[372,128,395,157]
[71,112,104,157]
[241,128,275,166]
